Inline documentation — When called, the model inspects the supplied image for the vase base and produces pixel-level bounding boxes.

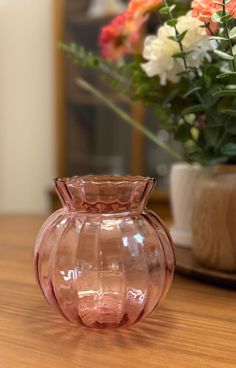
[170,226,192,248]
[84,313,130,329]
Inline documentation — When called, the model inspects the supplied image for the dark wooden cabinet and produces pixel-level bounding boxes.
[52,0,179,218]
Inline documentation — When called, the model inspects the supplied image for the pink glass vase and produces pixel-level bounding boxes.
[34,176,175,329]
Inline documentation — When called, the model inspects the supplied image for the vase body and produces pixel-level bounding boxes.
[34,176,175,329]
[192,166,236,272]
[170,162,208,248]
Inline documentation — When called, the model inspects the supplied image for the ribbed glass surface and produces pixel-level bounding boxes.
[34,176,175,329]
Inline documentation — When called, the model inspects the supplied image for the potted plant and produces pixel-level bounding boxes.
[62,0,236,267]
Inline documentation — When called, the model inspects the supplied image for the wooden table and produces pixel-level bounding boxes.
[0,215,236,368]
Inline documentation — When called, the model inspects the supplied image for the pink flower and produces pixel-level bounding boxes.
[99,11,146,61]
[128,0,163,18]
[191,0,236,23]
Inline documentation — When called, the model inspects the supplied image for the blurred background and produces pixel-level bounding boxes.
[0,0,55,213]
[0,0,181,215]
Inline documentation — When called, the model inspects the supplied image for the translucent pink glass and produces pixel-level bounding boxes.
[34,176,175,329]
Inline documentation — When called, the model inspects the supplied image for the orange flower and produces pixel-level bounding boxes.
[128,0,163,17]
[99,11,146,61]
[192,0,236,23]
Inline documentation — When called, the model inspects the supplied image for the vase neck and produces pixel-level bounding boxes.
[55,176,156,214]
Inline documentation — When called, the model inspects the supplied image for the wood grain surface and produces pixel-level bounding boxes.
[192,167,236,272]
[0,215,236,368]
[175,246,236,288]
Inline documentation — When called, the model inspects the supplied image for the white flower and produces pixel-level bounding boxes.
[141,11,214,85]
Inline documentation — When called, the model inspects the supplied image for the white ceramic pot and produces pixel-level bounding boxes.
[170,162,208,248]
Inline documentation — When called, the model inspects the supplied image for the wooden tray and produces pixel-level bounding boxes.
[175,245,236,289]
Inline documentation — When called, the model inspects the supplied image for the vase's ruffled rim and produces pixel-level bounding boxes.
[54,175,156,213]
[55,175,155,185]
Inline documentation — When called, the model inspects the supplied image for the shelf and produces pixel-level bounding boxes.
[67,15,113,27]
[68,93,130,107]
[53,0,174,213]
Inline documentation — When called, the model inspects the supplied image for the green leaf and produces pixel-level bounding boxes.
[209,36,228,41]
[169,4,176,11]
[172,51,190,59]
[213,1,227,5]
[167,18,178,27]
[168,36,178,42]
[212,1,224,5]
[204,75,212,88]
[159,4,176,14]
[176,70,190,77]
[229,26,236,39]
[163,88,179,106]
[111,79,120,88]
[212,10,233,23]
[213,49,234,60]
[216,72,236,79]
[211,10,224,23]
[204,86,222,107]
[204,127,221,147]
[220,13,234,22]
[178,30,188,42]
[213,89,236,97]
[159,6,171,14]
[206,157,229,165]
[233,45,236,55]
[191,127,200,141]
[213,0,232,5]
[174,124,191,142]
[213,0,231,4]
[222,109,236,116]
[181,104,207,115]
[221,143,236,157]
[182,86,202,98]
[226,120,236,134]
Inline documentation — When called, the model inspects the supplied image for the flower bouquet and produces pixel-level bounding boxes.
[61,0,236,271]
[62,0,236,165]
